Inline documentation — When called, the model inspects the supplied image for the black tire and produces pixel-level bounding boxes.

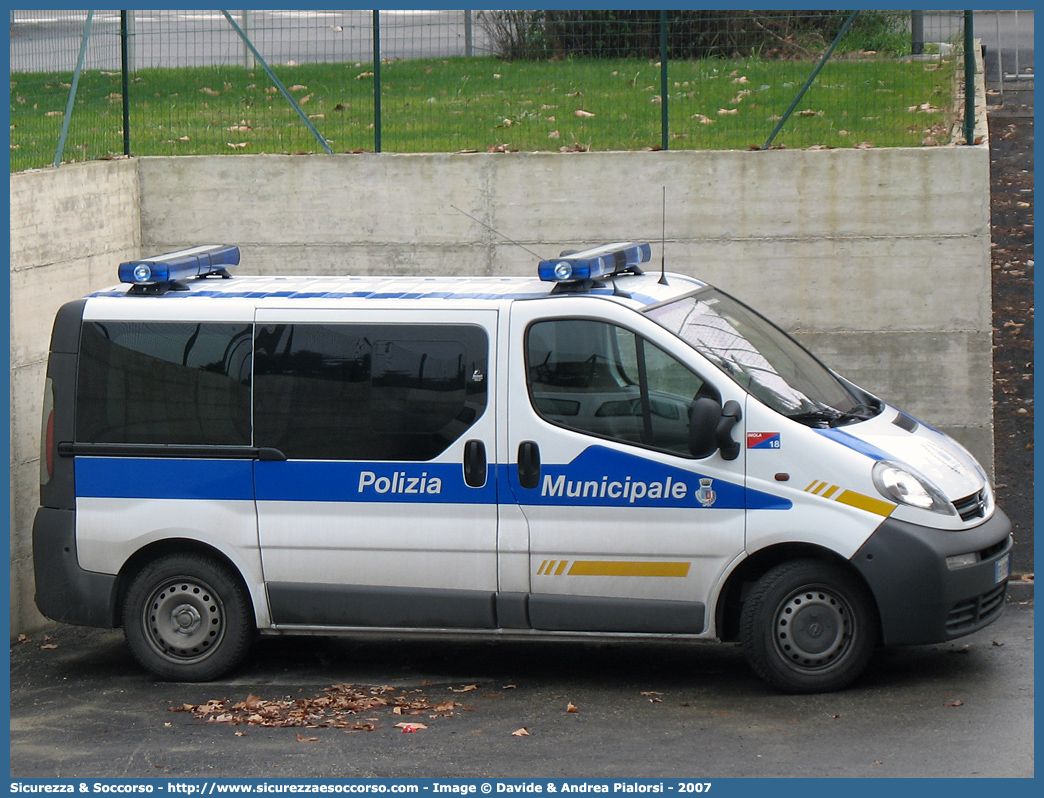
[123,553,253,682]
[740,559,878,694]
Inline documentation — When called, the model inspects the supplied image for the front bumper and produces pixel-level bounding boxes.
[851,508,1012,646]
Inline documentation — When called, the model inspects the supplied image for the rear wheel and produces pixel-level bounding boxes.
[123,554,253,681]
[740,559,877,694]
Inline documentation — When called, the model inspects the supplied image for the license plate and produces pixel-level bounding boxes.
[995,554,1011,584]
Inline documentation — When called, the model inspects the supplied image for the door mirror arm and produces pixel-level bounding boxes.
[716,400,743,461]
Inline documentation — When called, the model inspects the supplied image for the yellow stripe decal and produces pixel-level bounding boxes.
[537,560,549,575]
[836,490,895,518]
[803,477,894,517]
[566,561,691,578]
[554,560,568,575]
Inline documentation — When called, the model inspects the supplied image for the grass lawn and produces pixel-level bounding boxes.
[10,54,957,172]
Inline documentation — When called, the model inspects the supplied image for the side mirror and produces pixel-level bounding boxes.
[689,398,722,458]
[689,397,743,461]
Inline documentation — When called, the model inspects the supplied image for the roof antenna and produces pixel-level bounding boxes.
[657,186,669,286]
[450,204,545,260]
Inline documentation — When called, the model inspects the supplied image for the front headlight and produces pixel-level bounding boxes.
[872,460,954,515]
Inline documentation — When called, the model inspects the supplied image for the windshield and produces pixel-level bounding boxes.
[645,288,878,427]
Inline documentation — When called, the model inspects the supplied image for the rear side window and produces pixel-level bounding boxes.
[253,323,488,461]
[76,322,253,445]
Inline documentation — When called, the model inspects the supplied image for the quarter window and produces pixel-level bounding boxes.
[76,322,252,446]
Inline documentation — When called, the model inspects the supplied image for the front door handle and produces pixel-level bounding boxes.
[517,440,541,490]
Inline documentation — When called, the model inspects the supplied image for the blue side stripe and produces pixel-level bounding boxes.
[254,461,496,504]
[75,458,254,501]
[814,428,893,461]
[74,449,790,511]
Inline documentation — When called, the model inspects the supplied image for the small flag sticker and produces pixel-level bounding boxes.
[747,432,781,450]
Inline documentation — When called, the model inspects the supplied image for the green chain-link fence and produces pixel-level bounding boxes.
[10,9,970,172]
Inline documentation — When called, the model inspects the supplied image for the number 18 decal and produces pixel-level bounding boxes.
[747,432,781,450]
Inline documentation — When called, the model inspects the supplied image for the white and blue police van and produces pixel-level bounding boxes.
[33,242,1012,693]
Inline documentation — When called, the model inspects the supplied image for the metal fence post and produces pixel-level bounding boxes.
[963,10,975,144]
[120,11,131,156]
[760,10,859,150]
[374,10,382,153]
[54,10,94,167]
[464,10,473,57]
[220,10,333,154]
[660,10,668,151]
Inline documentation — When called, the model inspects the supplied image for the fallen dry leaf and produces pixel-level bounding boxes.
[449,684,478,693]
[296,733,320,742]
[396,722,427,732]
[566,702,579,713]
[512,727,531,737]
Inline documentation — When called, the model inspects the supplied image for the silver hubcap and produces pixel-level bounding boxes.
[774,588,853,670]
[143,579,224,664]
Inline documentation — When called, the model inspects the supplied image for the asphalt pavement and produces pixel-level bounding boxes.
[9,584,1034,779]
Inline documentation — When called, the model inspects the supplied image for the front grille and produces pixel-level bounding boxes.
[979,539,1008,561]
[953,489,988,522]
[945,583,1007,634]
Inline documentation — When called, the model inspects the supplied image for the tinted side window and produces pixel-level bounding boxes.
[253,324,488,461]
[76,322,252,445]
[526,319,717,456]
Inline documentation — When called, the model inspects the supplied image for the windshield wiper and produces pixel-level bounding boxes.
[786,408,843,428]
[789,402,879,429]
[832,402,880,425]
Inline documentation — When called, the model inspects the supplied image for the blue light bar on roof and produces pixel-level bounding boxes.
[118,245,240,286]
[538,241,652,283]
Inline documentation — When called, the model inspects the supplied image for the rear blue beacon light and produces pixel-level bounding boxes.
[538,242,651,284]
[118,245,240,286]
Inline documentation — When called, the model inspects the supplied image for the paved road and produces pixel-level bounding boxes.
[10,585,1034,779]
[9,10,493,72]
[10,10,1033,78]
[976,9,1034,82]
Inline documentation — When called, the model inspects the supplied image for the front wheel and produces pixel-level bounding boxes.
[123,554,253,681]
[740,559,878,694]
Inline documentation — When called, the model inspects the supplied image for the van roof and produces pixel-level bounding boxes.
[86,271,708,314]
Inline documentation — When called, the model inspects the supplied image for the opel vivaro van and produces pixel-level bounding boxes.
[33,243,1012,693]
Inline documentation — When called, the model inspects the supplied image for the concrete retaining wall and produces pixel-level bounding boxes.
[9,159,141,635]
[9,142,992,636]
[139,146,993,452]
